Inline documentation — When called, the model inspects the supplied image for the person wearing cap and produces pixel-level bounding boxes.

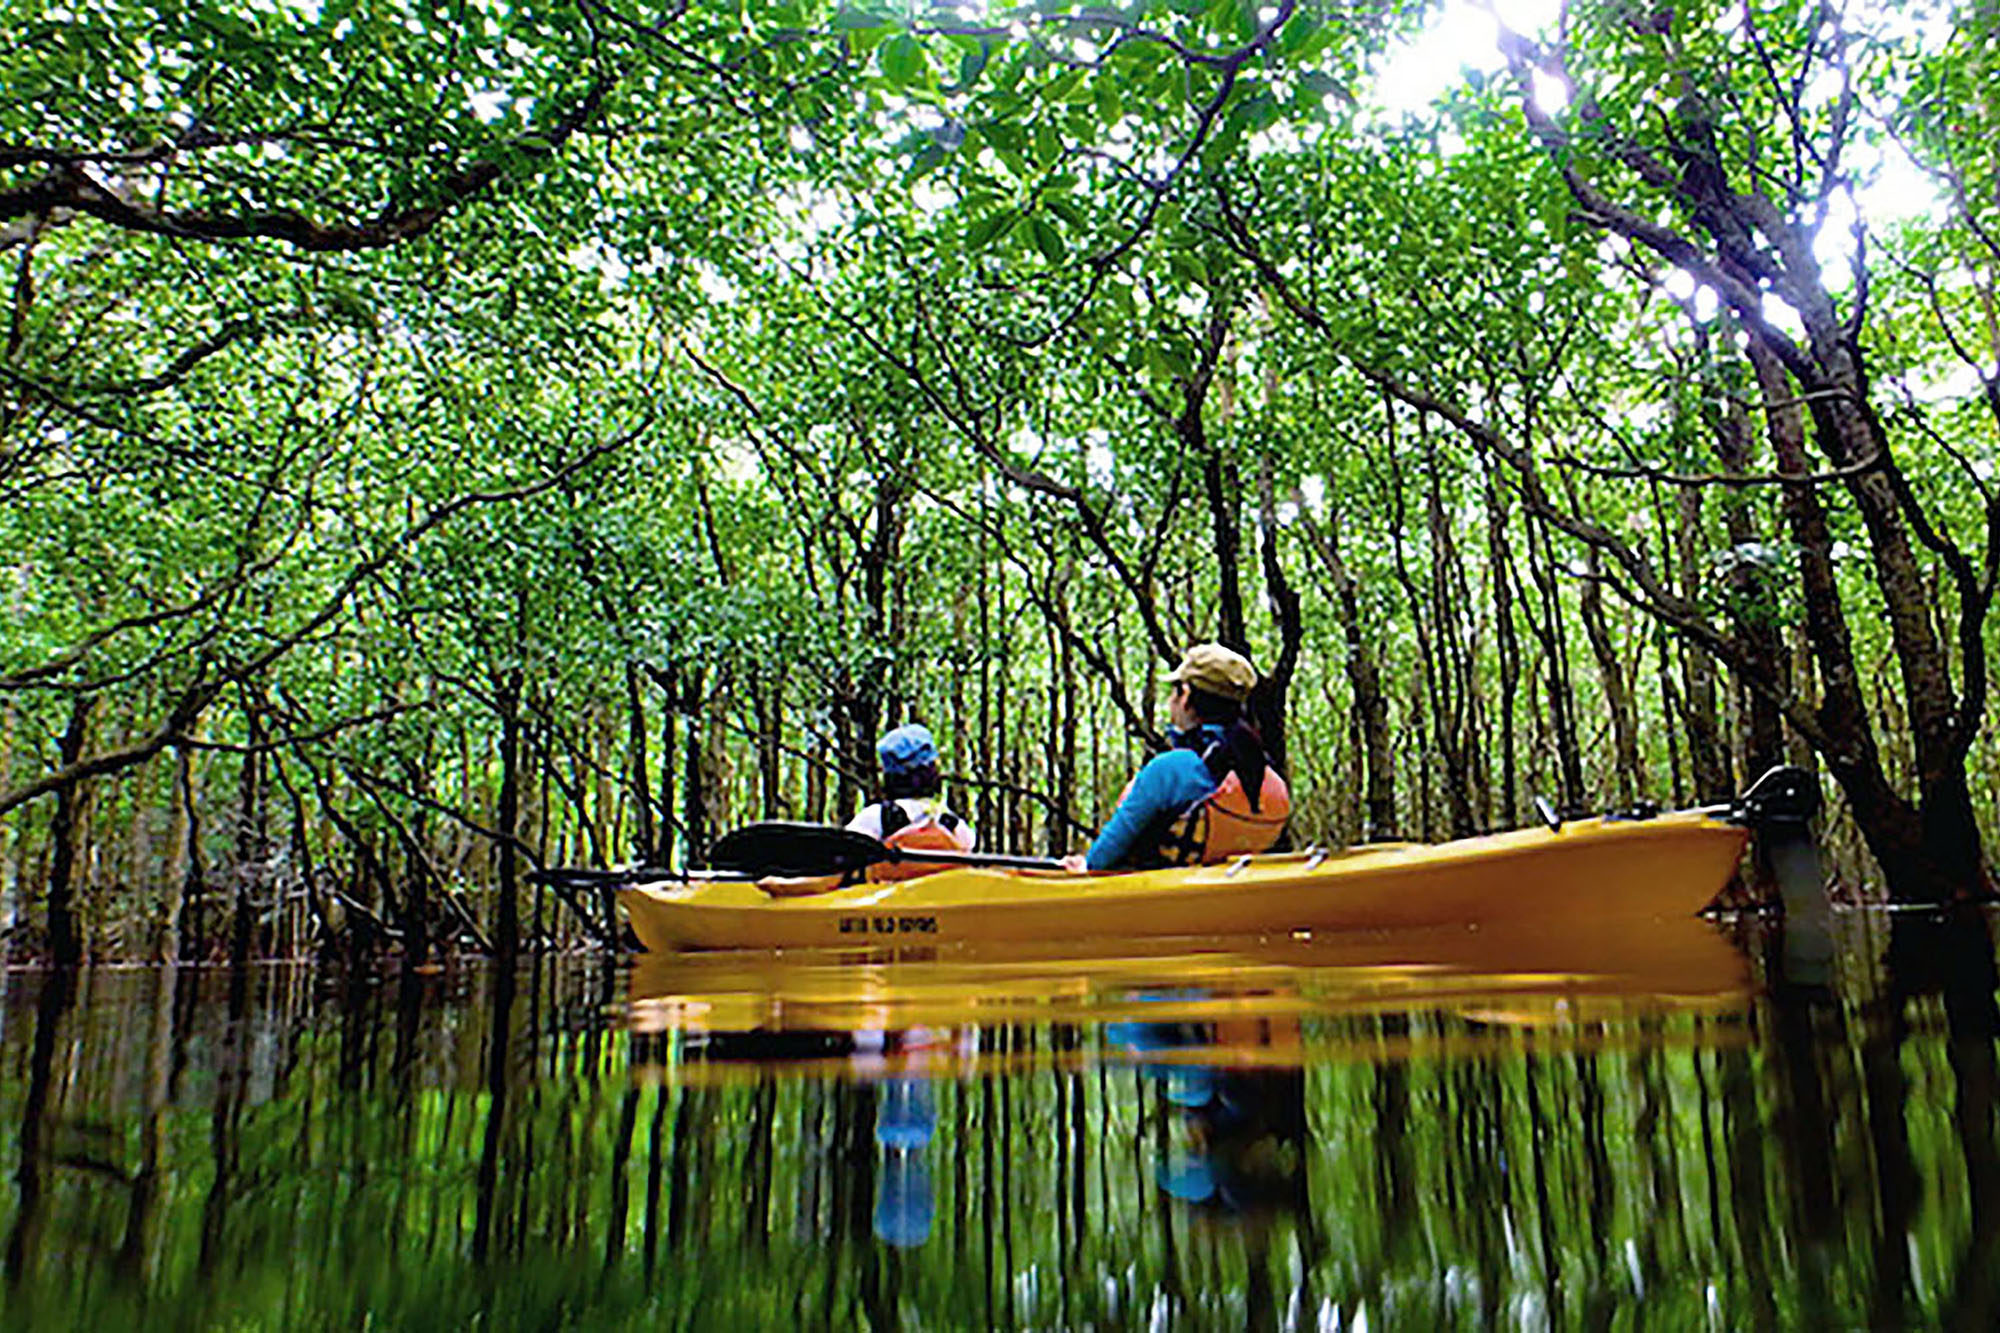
[1070,644,1291,872]
[845,722,976,880]
[760,723,976,898]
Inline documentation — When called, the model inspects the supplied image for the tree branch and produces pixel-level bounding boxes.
[0,83,607,250]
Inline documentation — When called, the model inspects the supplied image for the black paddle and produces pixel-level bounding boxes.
[706,822,1063,877]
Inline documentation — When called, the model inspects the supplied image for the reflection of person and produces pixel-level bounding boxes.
[1071,644,1291,872]
[873,1076,936,1248]
[1110,1006,1306,1218]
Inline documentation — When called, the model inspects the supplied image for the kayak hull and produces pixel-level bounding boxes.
[620,810,1750,953]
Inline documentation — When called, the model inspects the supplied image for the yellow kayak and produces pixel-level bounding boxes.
[619,808,1751,953]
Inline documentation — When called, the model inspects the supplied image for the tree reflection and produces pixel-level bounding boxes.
[0,919,1994,1328]
[4,968,74,1287]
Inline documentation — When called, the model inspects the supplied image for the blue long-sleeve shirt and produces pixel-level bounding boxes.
[1086,728,1225,871]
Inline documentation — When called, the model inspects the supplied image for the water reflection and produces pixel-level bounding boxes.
[0,913,1994,1329]
[627,914,1757,1074]
[874,1077,934,1247]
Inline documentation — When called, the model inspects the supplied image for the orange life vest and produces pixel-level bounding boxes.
[865,802,971,882]
[1154,766,1292,867]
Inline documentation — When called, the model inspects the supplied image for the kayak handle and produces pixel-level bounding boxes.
[1533,795,1563,833]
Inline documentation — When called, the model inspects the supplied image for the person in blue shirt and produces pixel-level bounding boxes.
[1069,644,1290,872]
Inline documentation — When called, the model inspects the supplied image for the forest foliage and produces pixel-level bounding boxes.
[4,0,1999,961]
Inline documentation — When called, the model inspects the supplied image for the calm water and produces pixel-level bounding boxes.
[1,912,1997,1330]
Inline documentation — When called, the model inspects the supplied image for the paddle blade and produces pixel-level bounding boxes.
[706,822,886,877]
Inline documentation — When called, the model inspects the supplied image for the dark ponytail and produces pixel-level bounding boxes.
[1173,686,1275,809]
[1197,717,1274,812]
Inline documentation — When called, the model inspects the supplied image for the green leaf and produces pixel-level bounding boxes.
[1111,281,1137,320]
[1033,123,1062,170]
[1030,217,1067,264]
[966,210,1013,250]
[1201,119,1245,168]
[1043,69,1084,102]
[983,120,1025,155]
[1094,76,1121,122]
[833,8,895,31]
[880,33,928,88]
[949,40,991,90]
[906,142,949,181]
[1045,195,1084,228]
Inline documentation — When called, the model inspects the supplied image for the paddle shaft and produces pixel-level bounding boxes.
[528,866,740,887]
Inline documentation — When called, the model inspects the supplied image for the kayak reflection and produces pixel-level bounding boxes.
[626,918,1755,1266]
[627,913,1756,1080]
